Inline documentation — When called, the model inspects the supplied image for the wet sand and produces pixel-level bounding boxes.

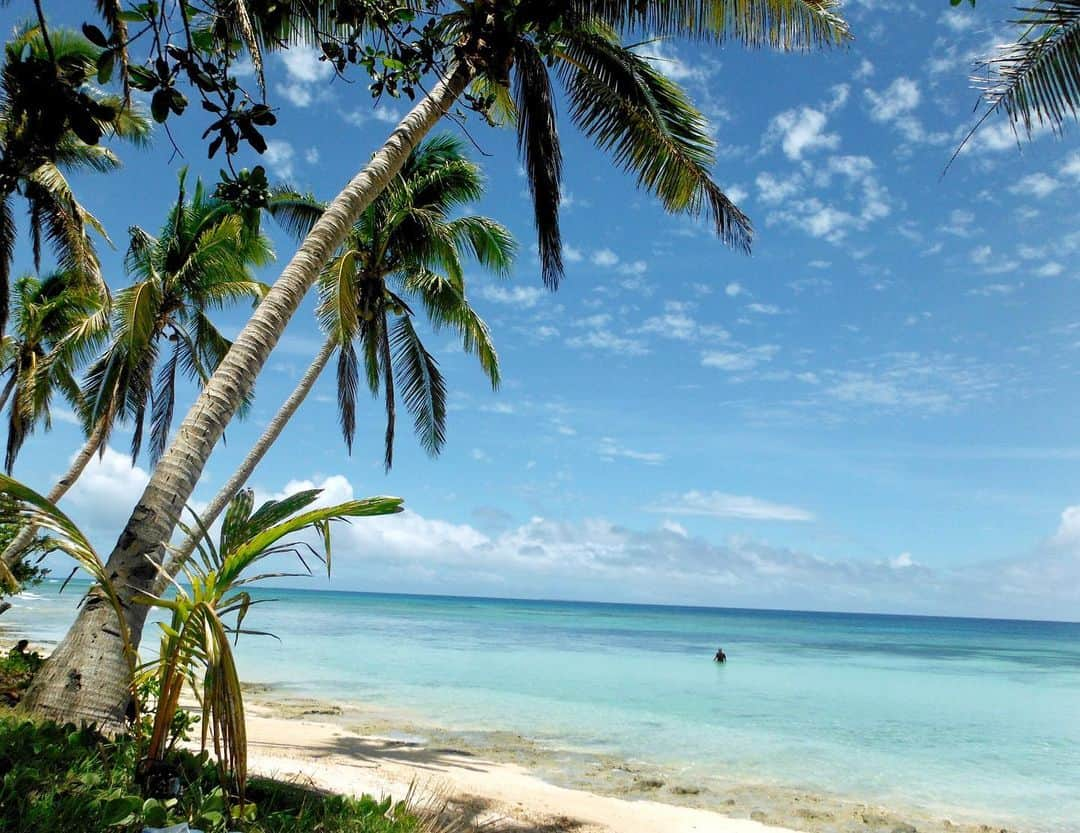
[245,690,1021,833]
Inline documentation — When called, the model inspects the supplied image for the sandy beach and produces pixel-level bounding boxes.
[241,695,1017,833]
[243,704,797,833]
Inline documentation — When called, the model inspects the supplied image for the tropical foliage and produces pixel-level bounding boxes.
[958,0,1079,151]
[320,134,514,468]
[0,23,149,336]
[0,270,108,472]
[0,714,436,833]
[139,487,403,792]
[82,171,273,465]
[0,472,402,795]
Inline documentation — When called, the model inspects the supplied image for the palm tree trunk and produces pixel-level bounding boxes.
[1,414,109,570]
[22,60,476,730]
[156,338,335,593]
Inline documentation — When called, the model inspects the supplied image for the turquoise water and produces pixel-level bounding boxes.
[6,583,1080,831]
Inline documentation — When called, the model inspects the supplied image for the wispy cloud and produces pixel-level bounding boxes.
[653,490,815,522]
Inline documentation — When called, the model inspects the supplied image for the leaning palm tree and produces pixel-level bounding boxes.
[0,23,150,335]
[0,172,322,580]
[956,1,1079,156]
[25,0,851,727]
[157,136,513,588]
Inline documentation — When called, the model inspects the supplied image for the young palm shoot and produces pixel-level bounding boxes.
[138,487,403,796]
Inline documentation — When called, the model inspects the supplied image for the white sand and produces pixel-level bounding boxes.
[244,711,798,833]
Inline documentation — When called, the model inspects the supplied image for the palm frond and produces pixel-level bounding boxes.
[972,0,1080,139]
[379,314,396,471]
[447,216,517,275]
[390,315,446,458]
[267,186,326,242]
[148,342,180,466]
[0,196,13,337]
[557,25,752,251]
[513,38,564,289]
[579,0,851,48]
[336,340,359,453]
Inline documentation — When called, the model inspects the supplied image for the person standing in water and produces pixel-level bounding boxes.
[714,647,727,663]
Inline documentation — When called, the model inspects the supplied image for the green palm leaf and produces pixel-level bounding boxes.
[971,0,1080,140]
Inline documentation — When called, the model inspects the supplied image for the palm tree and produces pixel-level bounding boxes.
[0,271,108,473]
[25,0,851,728]
[157,136,513,588]
[0,271,109,586]
[82,170,273,469]
[953,1,1078,157]
[0,171,323,581]
[0,23,150,335]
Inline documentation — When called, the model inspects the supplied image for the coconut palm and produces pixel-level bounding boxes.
[82,170,274,468]
[0,23,150,335]
[0,271,109,473]
[960,1,1079,150]
[25,0,851,728]
[0,171,323,581]
[157,136,513,589]
[321,134,512,469]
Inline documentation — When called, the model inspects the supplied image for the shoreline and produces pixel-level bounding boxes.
[244,687,1021,833]
[242,700,796,833]
[0,628,1033,833]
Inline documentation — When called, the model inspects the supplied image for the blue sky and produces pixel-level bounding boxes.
[11,0,1080,619]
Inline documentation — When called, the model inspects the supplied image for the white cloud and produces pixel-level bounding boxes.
[592,249,620,267]
[725,282,745,297]
[565,326,648,354]
[80,470,1080,618]
[866,76,920,122]
[631,38,705,82]
[822,352,997,414]
[1036,262,1064,278]
[597,437,666,465]
[1009,173,1061,199]
[640,302,728,342]
[1063,152,1080,181]
[564,245,584,263]
[276,48,333,108]
[478,285,546,308]
[701,344,780,373]
[745,303,782,315]
[764,107,839,160]
[654,490,814,522]
[64,446,151,546]
[263,140,296,180]
[725,184,749,204]
[853,59,875,81]
[755,172,802,205]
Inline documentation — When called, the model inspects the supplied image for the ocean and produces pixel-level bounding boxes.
[5,581,1079,832]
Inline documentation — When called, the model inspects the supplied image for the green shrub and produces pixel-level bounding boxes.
[0,712,431,833]
[0,643,44,703]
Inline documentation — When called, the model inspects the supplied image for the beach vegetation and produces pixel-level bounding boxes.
[0,712,436,833]
[0,473,402,794]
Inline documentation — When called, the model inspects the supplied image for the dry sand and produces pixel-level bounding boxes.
[243,706,796,833]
